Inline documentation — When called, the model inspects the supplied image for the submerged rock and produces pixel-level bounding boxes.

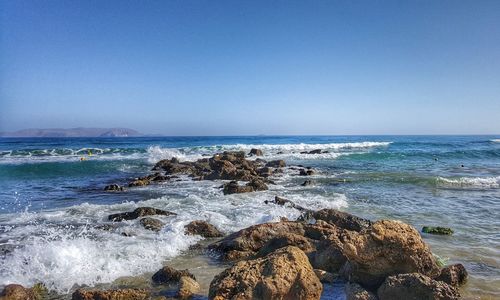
[345,282,377,300]
[184,220,223,238]
[152,266,196,284]
[104,184,124,191]
[377,273,460,300]
[209,246,322,300]
[422,226,454,235]
[301,180,314,186]
[140,217,165,232]
[177,276,200,299]
[71,288,150,300]
[108,207,177,222]
[436,263,468,287]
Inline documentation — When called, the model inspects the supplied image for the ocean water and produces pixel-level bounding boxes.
[0,135,499,298]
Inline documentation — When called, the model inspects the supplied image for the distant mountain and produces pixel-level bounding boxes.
[0,127,142,137]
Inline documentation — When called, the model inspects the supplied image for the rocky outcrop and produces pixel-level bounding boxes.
[435,264,468,287]
[185,220,223,238]
[71,288,149,300]
[299,208,372,232]
[208,246,322,300]
[339,220,441,288]
[377,273,460,300]
[249,148,263,156]
[345,282,377,300]
[177,276,200,299]
[265,160,286,168]
[139,217,165,232]
[108,207,176,221]
[104,184,124,191]
[152,266,196,284]
[222,179,268,195]
[0,284,42,300]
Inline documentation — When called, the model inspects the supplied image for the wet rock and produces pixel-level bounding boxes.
[108,207,177,222]
[128,179,150,187]
[345,282,377,300]
[314,269,336,283]
[377,273,460,300]
[209,246,322,300]
[152,266,196,284]
[71,288,150,300]
[222,181,254,195]
[339,220,441,288]
[249,148,263,156]
[247,178,268,191]
[299,169,315,176]
[0,284,39,300]
[301,180,314,186]
[308,149,323,154]
[265,159,286,168]
[422,226,454,235]
[435,264,468,287]
[140,217,165,232]
[264,196,307,211]
[185,220,223,238]
[257,167,274,177]
[104,184,124,191]
[300,208,372,232]
[177,276,200,299]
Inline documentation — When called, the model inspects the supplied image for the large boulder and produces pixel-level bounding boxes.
[265,160,286,168]
[185,220,223,238]
[435,264,468,287]
[71,288,150,300]
[0,284,41,300]
[152,266,196,284]
[377,273,460,300]
[338,220,441,288]
[300,208,371,232]
[139,217,165,232]
[222,181,254,195]
[108,207,176,221]
[177,276,200,299]
[209,246,322,300]
[345,282,377,300]
[249,148,263,156]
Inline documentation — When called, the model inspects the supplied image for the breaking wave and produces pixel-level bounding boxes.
[436,176,500,189]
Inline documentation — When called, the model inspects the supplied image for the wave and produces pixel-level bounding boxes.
[491,139,500,143]
[436,176,500,189]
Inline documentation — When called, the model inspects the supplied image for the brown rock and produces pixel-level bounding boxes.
[257,233,316,257]
[185,220,223,238]
[140,217,165,232]
[222,181,254,195]
[247,178,268,191]
[71,288,149,300]
[177,276,200,299]
[435,263,468,287]
[339,220,441,288]
[300,209,372,232]
[249,148,263,156]
[265,160,286,168]
[209,246,322,300]
[108,207,177,222]
[345,282,377,300]
[152,266,195,284]
[128,179,150,187]
[314,269,336,283]
[0,284,37,300]
[377,273,460,300]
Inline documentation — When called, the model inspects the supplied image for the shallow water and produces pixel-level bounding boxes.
[0,135,499,298]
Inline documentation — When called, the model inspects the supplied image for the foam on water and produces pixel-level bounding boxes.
[436,176,500,189]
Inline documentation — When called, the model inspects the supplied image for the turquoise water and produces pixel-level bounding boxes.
[0,136,499,298]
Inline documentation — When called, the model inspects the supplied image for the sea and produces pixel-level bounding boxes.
[0,135,498,299]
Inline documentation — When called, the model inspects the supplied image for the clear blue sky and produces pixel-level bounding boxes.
[1,0,499,135]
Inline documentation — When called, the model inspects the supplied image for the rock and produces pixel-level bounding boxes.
[339,220,441,288]
[264,196,307,211]
[152,266,196,284]
[185,220,223,238]
[0,284,39,300]
[299,208,372,232]
[422,226,454,235]
[249,148,263,156]
[140,217,165,232]
[222,181,254,195]
[209,246,322,300]
[314,269,336,283]
[108,207,177,221]
[435,264,468,286]
[257,167,274,177]
[301,180,314,186]
[71,288,150,300]
[299,169,315,176]
[104,184,124,191]
[308,149,322,154]
[345,282,377,300]
[247,178,268,191]
[177,276,200,299]
[377,273,460,300]
[265,160,286,168]
[128,179,150,187]
[257,233,316,257]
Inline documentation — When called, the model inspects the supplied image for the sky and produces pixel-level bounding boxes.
[1,0,499,135]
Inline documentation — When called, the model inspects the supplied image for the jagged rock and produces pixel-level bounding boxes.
[249,148,263,156]
[345,282,377,300]
[436,264,468,286]
[299,208,372,232]
[108,207,176,221]
[177,276,200,299]
[128,179,150,187]
[265,160,286,168]
[0,284,41,300]
[152,266,196,284]
[104,184,124,191]
[257,233,315,257]
[247,178,268,191]
[339,220,441,288]
[377,273,460,300]
[140,217,165,232]
[71,288,149,300]
[422,226,454,235]
[223,181,254,195]
[264,196,307,211]
[314,269,336,283]
[257,167,274,177]
[185,220,223,238]
[209,246,322,300]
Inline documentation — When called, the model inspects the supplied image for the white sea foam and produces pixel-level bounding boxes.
[490,139,500,143]
[436,176,500,189]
